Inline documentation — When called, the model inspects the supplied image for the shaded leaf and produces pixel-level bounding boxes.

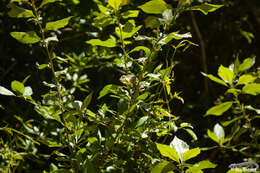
[115,20,142,39]
[188,3,223,15]
[98,84,119,99]
[136,116,148,127]
[138,0,167,14]
[40,0,62,8]
[151,160,176,173]
[7,3,34,18]
[205,101,233,116]
[81,92,93,111]
[46,16,73,31]
[144,16,160,29]
[10,31,41,44]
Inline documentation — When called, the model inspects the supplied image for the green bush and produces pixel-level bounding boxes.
[0,0,259,172]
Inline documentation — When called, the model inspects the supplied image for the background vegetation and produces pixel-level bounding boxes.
[0,0,259,172]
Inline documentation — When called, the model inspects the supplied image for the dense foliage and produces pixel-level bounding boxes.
[0,0,259,172]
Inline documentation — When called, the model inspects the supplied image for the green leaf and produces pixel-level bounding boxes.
[138,0,167,14]
[207,129,219,144]
[188,3,224,15]
[121,10,139,19]
[136,92,149,100]
[108,0,122,10]
[159,32,192,45]
[11,80,25,94]
[46,16,73,31]
[237,74,256,85]
[115,20,142,39]
[170,136,189,163]
[37,64,49,70]
[214,123,225,143]
[183,148,200,162]
[129,46,151,57]
[193,160,217,169]
[81,92,93,111]
[156,143,180,163]
[238,57,255,72]
[98,84,119,99]
[218,65,234,85]
[10,31,41,44]
[7,3,34,18]
[222,116,244,127]
[151,160,176,173]
[136,116,148,127]
[242,83,260,96]
[184,128,198,141]
[144,16,160,29]
[205,101,233,116]
[40,0,62,8]
[23,86,33,96]
[201,72,227,87]
[86,38,117,47]
[0,86,16,96]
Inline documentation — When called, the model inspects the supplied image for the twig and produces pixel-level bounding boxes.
[190,11,209,92]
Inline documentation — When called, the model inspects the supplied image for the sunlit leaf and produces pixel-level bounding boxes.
[207,129,219,144]
[201,72,227,87]
[218,65,233,85]
[46,16,73,31]
[7,3,34,18]
[156,143,180,163]
[0,86,16,96]
[108,0,122,11]
[188,3,224,15]
[129,46,151,57]
[184,128,198,140]
[183,148,200,162]
[23,86,33,96]
[237,74,256,85]
[87,38,117,47]
[205,101,233,116]
[214,123,225,143]
[238,57,255,72]
[40,0,62,8]
[242,83,260,96]
[170,136,189,163]
[193,160,217,169]
[121,10,139,19]
[11,80,25,94]
[138,0,167,14]
[10,31,41,44]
